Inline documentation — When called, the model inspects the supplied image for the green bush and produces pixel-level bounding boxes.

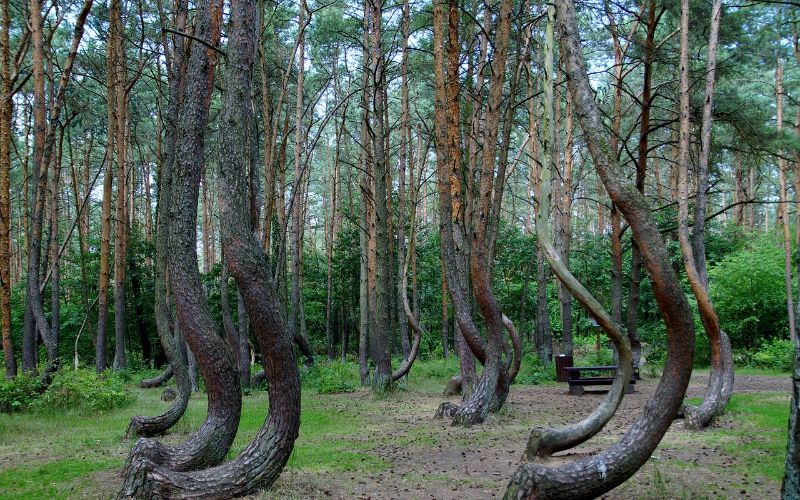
[709,236,791,349]
[514,354,555,385]
[302,361,357,394]
[749,338,795,372]
[37,369,135,412]
[0,374,42,413]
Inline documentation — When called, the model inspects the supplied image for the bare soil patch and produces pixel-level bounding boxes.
[265,372,790,499]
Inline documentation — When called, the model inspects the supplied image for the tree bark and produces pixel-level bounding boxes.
[0,0,15,379]
[367,0,393,391]
[777,58,797,345]
[682,0,733,430]
[111,0,128,370]
[140,367,173,389]
[505,0,695,495]
[783,342,800,498]
[121,0,241,474]
[27,0,93,377]
[122,1,301,492]
[125,0,192,438]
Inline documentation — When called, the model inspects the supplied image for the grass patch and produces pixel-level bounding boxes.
[0,365,791,498]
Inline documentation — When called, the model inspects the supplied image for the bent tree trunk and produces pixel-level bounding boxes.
[125,0,192,439]
[681,0,733,430]
[120,0,241,483]
[392,208,422,382]
[504,0,695,496]
[431,0,517,426]
[139,367,173,389]
[525,20,632,456]
[122,0,300,495]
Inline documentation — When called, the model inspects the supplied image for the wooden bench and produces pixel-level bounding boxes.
[564,365,638,395]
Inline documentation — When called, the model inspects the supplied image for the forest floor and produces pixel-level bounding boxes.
[0,365,791,499]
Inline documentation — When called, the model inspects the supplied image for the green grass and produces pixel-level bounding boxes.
[700,392,790,481]
[0,363,792,498]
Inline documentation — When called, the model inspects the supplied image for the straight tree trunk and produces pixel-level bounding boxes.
[557,85,574,356]
[528,65,553,364]
[367,0,392,391]
[0,0,15,378]
[626,0,657,367]
[396,0,412,361]
[48,131,64,359]
[776,60,797,345]
[290,0,314,366]
[111,0,128,370]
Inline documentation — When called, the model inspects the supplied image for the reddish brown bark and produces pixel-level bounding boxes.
[505,0,695,495]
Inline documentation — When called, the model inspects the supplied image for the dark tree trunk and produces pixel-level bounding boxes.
[122,0,301,492]
[125,0,191,438]
[367,0,393,392]
[236,287,251,389]
[120,0,241,475]
[140,367,173,389]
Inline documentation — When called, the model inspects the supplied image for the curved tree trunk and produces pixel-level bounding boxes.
[121,0,300,493]
[392,202,422,382]
[140,367,173,389]
[504,0,695,495]
[682,0,733,430]
[430,0,515,425]
[524,24,632,456]
[125,0,192,438]
[120,0,241,477]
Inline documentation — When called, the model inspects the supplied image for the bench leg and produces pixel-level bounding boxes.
[626,383,635,394]
[569,385,585,396]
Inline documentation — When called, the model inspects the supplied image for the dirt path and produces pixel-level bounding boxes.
[267,373,791,499]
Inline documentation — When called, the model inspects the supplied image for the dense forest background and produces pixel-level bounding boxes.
[1,0,798,382]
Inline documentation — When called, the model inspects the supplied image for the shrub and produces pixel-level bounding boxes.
[749,338,795,372]
[514,354,556,385]
[0,374,42,413]
[37,369,135,412]
[709,236,791,349]
[302,361,357,394]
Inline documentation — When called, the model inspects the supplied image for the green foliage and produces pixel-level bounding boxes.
[37,370,135,412]
[514,354,556,385]
[302,361,358,394]
[572,334,616,366]
[744,338,796,372]
[0,375,42,413]
[709,235,791,349]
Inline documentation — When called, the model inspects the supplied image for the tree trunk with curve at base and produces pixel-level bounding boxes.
[504,0,695,495]
[121,0,300,493]
[119,0,241,481]
[680,0,733,430]
[125,0,191,437]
